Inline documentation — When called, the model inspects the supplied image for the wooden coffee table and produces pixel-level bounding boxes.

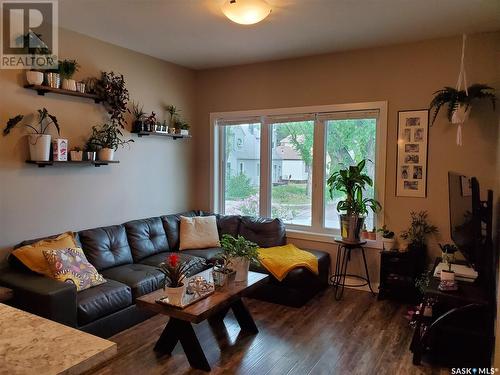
[136,270,268,372]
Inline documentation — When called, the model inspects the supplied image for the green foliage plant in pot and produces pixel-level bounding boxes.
[3,108,60,161]
[86,122,133,161]
[58,59,80,91]
[220,234,259,282]
[97,71,130,129]
[212,250,236,287]
[400,211,438,252]
[377,225,396,251]
[130,101,145,132]
[327,159,381,243]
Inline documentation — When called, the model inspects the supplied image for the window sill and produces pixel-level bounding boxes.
[286,229,383,250]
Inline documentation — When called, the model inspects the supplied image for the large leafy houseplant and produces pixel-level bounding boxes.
[400,211,438,251]
[220,234,259,282]
[429,84,496,125]
[97,71,130,128]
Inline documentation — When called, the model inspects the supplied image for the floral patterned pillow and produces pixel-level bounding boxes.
[43,247,106,291]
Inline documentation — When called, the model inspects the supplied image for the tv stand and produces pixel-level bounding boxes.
[410,259,494,367]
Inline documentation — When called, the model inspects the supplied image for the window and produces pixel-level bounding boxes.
[212,102,387,239]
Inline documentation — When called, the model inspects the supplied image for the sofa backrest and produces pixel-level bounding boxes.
[78,224,133,271]
[239,216,286,247]
[160,210,200,251]
[124,217,169,262]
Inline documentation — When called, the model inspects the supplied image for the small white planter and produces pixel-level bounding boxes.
[232,257,250,282]
[382,238,396,251]
[98,148,114,161]
[70,151,83,161]
[62,78,77,91]
[451,104,470,124]
[28,134,51,161]
[165,285,185,306]
[180,129,189,136]
[26,71,44,85]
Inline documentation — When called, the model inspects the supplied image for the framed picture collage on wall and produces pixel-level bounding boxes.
[396,110,429,198]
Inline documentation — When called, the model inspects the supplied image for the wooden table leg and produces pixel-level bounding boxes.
[154,317,211,372]
[231,298,258,334]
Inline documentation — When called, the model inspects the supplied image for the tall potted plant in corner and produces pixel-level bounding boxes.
[59,59,80,91]
[3,108,60,161]
[220,234,260,282]
[327,159,381,243]
[86,123,133,161]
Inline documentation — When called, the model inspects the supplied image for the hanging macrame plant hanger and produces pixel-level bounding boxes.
[452,34,469,146]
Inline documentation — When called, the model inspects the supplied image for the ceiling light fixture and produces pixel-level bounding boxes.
[221,0,272,25]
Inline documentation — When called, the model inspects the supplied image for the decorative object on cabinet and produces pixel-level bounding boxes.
[58,59,80,91]
[326,159,381,243]
[85,122,133,161]
[400,210,438,252]
[377,225,395,250]
[3,108,60,162]
[396,109,429,197]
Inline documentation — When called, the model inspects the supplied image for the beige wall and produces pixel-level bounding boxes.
[194,32,499,265]
[0,29,197,261]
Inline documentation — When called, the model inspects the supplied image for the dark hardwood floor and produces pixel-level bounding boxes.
[89,287,447,375]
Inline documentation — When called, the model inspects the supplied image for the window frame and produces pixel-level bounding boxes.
[210,101,388,243]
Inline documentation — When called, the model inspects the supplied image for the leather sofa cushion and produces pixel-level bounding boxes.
[250,248,330,288]
[181,247,223,263]
[124,217,169,262]
[239,217,286,248]
[161,211,199,251]
[101,264,163,299]
[79,225,133,271]
[139,251,208,276]
[77,279,132,326]
[216,214,241,238]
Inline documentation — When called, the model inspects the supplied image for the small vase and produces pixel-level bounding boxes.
[232,257,250,282]
[46,72,60,88]
[165,284,185,306]
[28,134,51,161]
[180,129,189,136]
[26,70,44,85]
[98,148,114,161]
[85,151,96,161]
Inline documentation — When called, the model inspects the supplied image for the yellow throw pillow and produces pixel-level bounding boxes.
[11,232,77,276]
[179,216,220,250]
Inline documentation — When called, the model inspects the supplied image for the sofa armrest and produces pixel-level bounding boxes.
[0,269,77,327]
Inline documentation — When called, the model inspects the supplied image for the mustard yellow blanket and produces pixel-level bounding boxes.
[258,244,318,282]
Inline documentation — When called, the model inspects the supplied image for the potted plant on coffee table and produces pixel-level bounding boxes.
[326,159,381,243]
[86,122,133,161]
[400,211,438,252]
[220,234,259,282]
[377,225,396,250]
[59,59,80,91]
[3,108,60,161]
[212,249,236,287]
[158,253,201,306]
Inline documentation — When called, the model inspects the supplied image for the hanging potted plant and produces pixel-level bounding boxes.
[400,211,438,252]
[157,254,202,306]
[377,225,396,250]
[86,123,134,161]
[59,59,80,91]
[327,159,381,243]
[3,108,60,161]
[97,71,130,129]
[220,234,260,282]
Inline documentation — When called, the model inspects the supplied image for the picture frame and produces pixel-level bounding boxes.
[396,110,429,197]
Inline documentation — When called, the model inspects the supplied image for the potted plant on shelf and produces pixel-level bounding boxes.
[212,249,236,287]
[144,111,157,133]
[429,84,496,125]
[157,253,201,306]
[400,211,438,252]
[97,71,130,129]
[26,68,44,86]
[173,117,190,136]
[220,234,260,282]
[86,123,134,161]
[166,104,179,129]
[377,225,396,250]
[3,108,60,161]
[130,101,145,132]
[84,138,97,161]
[326,159,381,243]
[58,59,80,91]
[70,146,83,161]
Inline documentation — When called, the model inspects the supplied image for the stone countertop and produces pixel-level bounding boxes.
[0,304,117,375]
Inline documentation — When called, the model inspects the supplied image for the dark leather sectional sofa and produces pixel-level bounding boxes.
[0,211,330,338]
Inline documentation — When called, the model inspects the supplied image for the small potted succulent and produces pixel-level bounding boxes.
[220,234,260,282]
[84,138,98,161]
[85,123,134,161]
[3,108,60,161]
[59,59,80,91]
[131,101,145,132]
[212,249,236,287]
[158,253,201,306]
[70,146,83,161]
[377,225,395,250]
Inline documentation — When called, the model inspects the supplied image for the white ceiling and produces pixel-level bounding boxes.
[59,0,500,70]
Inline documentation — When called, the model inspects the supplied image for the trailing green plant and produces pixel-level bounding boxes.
[130,101,145,121]
[58,59,80,79]
[3,108,60,136]
[220,234,260,264]
[429,84,496,125]
[377,225,395,239]
[97,71,130,128]
[86,123,133,151]
[415,271,431,295]
[400,211,438,250]
[326,159,381,216]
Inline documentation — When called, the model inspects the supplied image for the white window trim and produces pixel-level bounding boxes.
[210,101,388,242]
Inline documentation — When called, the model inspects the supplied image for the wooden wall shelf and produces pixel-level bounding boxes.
[132,131,191,140]
[26,160,119,168]
[24,85,101,103]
